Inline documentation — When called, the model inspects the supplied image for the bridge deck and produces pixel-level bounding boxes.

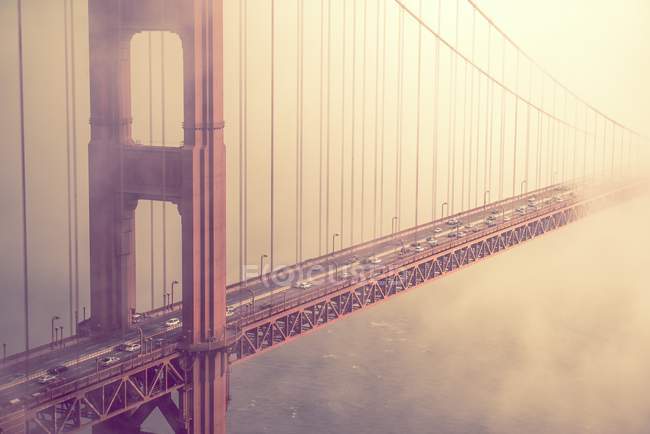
[0,178,644,433]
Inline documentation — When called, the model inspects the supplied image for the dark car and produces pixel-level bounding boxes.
[46,365,68,375]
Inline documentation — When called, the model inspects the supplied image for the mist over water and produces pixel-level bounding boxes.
[220,194,649,434]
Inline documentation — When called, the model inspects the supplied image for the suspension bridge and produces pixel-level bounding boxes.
[0,0,647,433]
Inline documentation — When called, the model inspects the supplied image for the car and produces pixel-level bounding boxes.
[516,206,526,212]
[46,365,68,375]
[434,227,442,234]
[165,318,181,327]
[132,313,145,323]
[294,281,313,290]
[346,255,360,264]
[456,231,466,238]
[486,215,496,221]
[426,236,438,246]
[486,220,497,227]
[527,202,538,208]
[99,356,120,367]
[446,219,460,226]
[155,338,168,347]
[503,216,511,222]
[226,306,235,318]
[37,374,57,385]
[528,197,536,203]
[339,271,352,279]
[411,243,425,252]
[448,232,458,238]
[490,208,501,215]
[398,247,410,256]
[122,343,141,352]
[362,256,382,265]
[472,226,481,233]
[9,398,21,405]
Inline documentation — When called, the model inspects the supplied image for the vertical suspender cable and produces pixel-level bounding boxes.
[379,2,386,235]
[350,1,357,246]
[524,62,531,191]
[602,119,613,178]
[511,51,519,197]
[432,0,441,222]
[395,8,404,231]
[16,0,30,374]
[468,9,476,211]
[160,32,167,300]
[270,0,275,270]
[560,91,568,183]
[460,59,467,214]
[360,0,367,243]
[484,25,491,204]
[340,0,346,248]
[238,0,246,282]
[413,0,422,243]
[448,0,459,214]
[70,0,80,325]
[148,33,154,309]
[318,0,324,255]
[296,0,303,263]
[572,99,578,184]
[63,0,74,332]
[373,0,381,240]
[325,0,331,255]
[498,36,505,200]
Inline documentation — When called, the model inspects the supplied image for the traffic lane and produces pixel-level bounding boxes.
[0,326,184,406]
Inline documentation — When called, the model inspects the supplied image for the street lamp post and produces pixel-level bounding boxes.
[136,327,144,354]
[260,254,268,282]
[83,306,86,322]
[59,326,64,347]
[51,316,60,348]
[331,233,340,255]
[520,180,528,214]
[171,281,179,308]
[245,288,255,315]
[483,190,491,221]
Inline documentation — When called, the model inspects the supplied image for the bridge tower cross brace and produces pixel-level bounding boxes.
[87,0,227,433]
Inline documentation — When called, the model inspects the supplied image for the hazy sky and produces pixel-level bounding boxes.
[473,0,650,137]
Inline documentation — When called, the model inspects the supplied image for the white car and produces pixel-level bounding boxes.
[434,227,442,234]
[486,220,497,227]
[37,374,57,385]
[165,318,181,327]
[457,231,466,238]
[99,356,120,367]
[411,243,426,252]
[226,306,235,318]
[446,219,460,226]
[294,281,313,290]
[516,206,526,213]
[122,343,141,352]
[426,236,438,246]
[503,216,511,222]
[362,256,382,265]
[528,197,537,203]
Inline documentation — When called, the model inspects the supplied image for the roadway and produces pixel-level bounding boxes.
[0,180,599,411]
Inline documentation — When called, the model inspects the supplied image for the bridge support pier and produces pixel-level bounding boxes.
[86,0,228,432]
